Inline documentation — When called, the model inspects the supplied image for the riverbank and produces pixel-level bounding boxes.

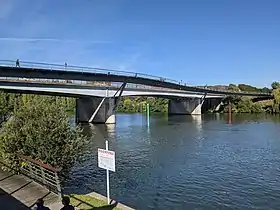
[69,193,134,210]
[117,96,277,114]
[0,168,60,209]
[0,167,134,210]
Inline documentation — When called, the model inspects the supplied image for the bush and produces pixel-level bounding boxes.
[0,96,88,171]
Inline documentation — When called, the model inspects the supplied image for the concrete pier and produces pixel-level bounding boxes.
[168,97,223,115]
[76,97,116,124]
[201,98,223,113]
[168,98,203,115]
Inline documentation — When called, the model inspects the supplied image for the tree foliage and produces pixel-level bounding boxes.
[261,87,271,94]
[117,97,168,113]
[220,96,267,113]
[0,95,86,171]
[238,84,261,92]
[271,82,280,90]
[272,88,280,113]
[0,92,19,124]
[228,84,240,92]
[0,92,75,125]
[228,83,271,94]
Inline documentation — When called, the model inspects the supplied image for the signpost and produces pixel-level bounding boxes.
[98,140,115,204]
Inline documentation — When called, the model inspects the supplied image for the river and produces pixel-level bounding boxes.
[64,113,280,210]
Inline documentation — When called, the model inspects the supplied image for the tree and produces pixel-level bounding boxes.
[0,96,88,171]
[272,89,280,113]
[251,103,263,113]
[0,92,18,124]
[235,97,253,113]
[221,96,265,113]
[117,97,169,113]
[228,84,240,92]
[261,87,271,94]
[271,82,280,90]
[238,84,261,92]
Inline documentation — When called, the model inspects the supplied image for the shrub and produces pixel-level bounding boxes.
[0,96,88,171]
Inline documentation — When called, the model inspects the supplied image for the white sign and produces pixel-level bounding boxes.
[98,148,115,172]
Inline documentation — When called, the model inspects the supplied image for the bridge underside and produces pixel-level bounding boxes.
[76,97,116,124]
[75,96,223,124]
[168,98,222,115]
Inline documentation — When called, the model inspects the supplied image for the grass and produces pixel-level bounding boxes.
[69,194,120,210]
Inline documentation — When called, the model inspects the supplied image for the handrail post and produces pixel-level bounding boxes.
[41,167,46,185]
[27,162,32,177]
[55,172,62,199]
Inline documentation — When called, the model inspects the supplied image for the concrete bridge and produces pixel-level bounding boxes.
[0,60,271,124]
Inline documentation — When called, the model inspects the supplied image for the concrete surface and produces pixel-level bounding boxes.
[0,169,60,209]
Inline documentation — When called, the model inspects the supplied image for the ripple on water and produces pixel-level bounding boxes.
[64,114,280,209]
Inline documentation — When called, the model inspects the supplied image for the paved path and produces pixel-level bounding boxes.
[0,168,134,209]
[0,169,60,209]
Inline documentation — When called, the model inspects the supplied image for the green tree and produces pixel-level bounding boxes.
[271,82,280,90]
[235,97,253,113]
[251,103,263,113]
[221,96,265,113]
[117,97,169,113]
[228,84,240,92]
[272,88,280,113]
[0,92,18,124]
[261,87,271,93]
[0,96,88,171]
[238,84,261,92]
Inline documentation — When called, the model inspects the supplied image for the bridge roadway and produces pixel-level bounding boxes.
[0,60,272,124]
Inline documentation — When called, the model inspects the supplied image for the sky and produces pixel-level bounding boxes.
[0,0,279,87]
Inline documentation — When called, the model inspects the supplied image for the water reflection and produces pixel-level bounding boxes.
[81,123,116,141]
[191,115,202,131]
[106,124,116,138]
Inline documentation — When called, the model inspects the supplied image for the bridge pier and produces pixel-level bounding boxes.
[168,98,204,115]
[168,97,223,115]
[76,97,116,124]
[201,98,223,113]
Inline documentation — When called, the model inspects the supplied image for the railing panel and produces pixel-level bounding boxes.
[19,155,62,195]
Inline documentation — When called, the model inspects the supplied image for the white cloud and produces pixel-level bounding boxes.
[0,37,112,44]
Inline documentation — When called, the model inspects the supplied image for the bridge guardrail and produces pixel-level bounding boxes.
[0,60,271,96]
[0,59,170,82]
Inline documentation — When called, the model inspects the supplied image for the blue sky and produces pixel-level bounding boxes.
[0,0,279,87]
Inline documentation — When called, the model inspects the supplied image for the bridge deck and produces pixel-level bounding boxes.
[0,60,271,97]
[0,80,227,98]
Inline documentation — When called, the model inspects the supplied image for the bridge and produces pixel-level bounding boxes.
[0,60,271,124]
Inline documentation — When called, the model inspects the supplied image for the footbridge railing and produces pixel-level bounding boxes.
[0,59,176,83]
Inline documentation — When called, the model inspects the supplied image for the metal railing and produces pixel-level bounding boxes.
[20,155,62,196]
[0,59,171,82]
[0,59,271,96]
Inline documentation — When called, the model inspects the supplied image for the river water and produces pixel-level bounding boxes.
[64,114,280,210]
